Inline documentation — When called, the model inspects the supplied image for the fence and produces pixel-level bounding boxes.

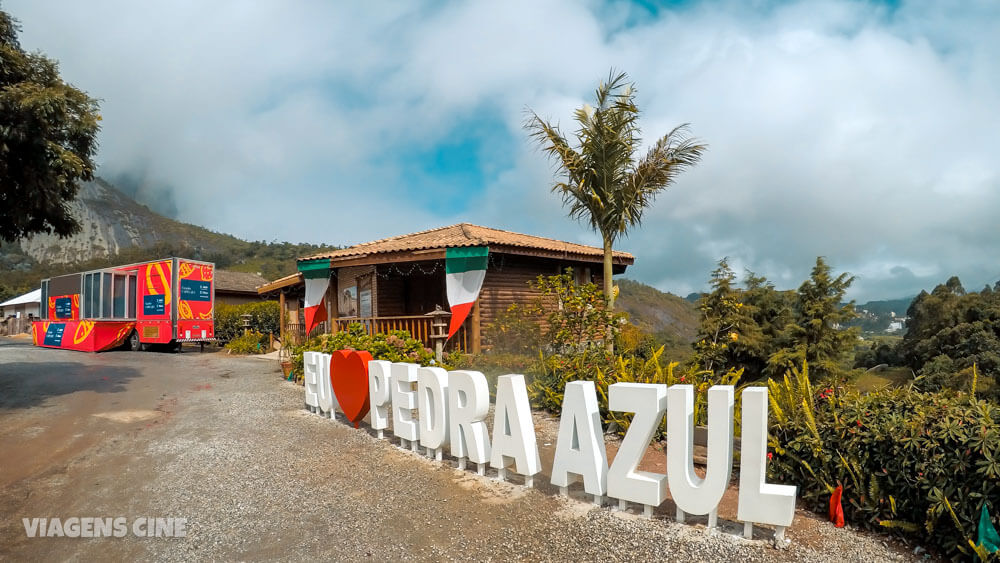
[332,316,468,352]
[0,317,32,336]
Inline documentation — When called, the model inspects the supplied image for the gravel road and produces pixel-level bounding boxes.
[0,338,922,561]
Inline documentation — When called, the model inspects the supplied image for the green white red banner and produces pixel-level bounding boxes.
[299,260,331,335]
[445,246,488,339]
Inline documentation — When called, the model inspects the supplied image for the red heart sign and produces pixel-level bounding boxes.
[330,350,373,428]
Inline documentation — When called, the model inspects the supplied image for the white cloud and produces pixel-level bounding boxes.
[7,0,1000,299]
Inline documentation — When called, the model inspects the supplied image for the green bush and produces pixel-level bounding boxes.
[529,346,742,438]
[225,331,267,354]
[291,323,464,375]
[485,303,542,354]
[215,301,280,343]
[768,363,1000,559]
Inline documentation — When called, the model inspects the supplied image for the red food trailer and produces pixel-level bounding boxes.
[32,257,216,352]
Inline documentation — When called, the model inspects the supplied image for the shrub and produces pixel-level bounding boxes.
[529,346,742,438]
[767,362,1000,559]
[225,330,267,354]
[215,301,280,343]
[534,269,626,353]
[485,303,542,354]
[290,323,465,375]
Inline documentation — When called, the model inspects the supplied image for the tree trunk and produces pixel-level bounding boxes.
[603,237,615,309]
[603,236,615,354]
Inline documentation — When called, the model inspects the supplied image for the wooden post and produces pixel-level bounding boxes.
[278,291,286,343]
[471,298,481,354]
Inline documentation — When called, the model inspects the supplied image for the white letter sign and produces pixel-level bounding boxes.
[368,360,392,439]
[738,387,797,532]
[448,370,491,474]
[490,374,541,486]
[607,383,667,515]
[417,366,449,460]
[391,362,419,450]
[303,351,320,411]
[551,381,608,503]
[316,353,337,418]
[667,385,733,526]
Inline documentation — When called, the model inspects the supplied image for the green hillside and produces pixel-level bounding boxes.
[616,278,699,361]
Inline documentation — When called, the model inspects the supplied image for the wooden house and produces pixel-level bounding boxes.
[258,223,634,351]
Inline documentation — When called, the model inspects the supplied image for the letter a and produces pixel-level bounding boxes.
[551,381,608,498]
[490,374,541,482]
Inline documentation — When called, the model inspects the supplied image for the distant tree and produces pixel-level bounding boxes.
[525,70,705,313]
[900,277,1000,391]
[767,257,859,380]
[0,10,100,243]
[738,270,794,379]
[0,282,15,303]
[692,258,761,376]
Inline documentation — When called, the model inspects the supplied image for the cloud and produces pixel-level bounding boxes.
[6,0,1000,299]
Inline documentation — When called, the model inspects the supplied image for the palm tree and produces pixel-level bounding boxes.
[525,70,706,311]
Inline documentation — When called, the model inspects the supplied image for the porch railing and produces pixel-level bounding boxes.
[333,315,468,352]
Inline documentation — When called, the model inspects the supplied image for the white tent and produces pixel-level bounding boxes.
[0,288,42,318]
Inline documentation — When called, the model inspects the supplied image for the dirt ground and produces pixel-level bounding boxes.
[0,338,922,561]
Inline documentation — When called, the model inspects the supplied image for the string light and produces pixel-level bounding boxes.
[373,260,443,279]
[352,250,503,280]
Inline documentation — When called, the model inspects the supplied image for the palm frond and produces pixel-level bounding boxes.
[616,124,706,235]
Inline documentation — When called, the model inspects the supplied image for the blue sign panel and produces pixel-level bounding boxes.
[55,297,73,319]
[179,280,211,302]
[43,323,66,346]
[143,294,165,316]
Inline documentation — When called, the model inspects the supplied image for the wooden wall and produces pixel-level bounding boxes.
[334,265,375,318]
[477,254,605,334]
[376,275,405,316]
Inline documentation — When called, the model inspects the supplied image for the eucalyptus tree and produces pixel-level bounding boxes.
[525,70,705,310]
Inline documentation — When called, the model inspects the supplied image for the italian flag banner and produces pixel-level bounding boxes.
[299,260,330,335]
[445,246,488,339]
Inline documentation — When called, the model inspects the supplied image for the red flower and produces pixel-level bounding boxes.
[767,452,773,460]
[856,420,862,427]
[679,376,686,383]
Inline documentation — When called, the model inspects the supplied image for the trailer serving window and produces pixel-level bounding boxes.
[101,273,112,318]
[40,280,49,320]
[83,273,96,318]
[128,275,137,318]
[112,274,126,318]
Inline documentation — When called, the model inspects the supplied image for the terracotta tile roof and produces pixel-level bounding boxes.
[215,270,269,294]
[299,223,634,263]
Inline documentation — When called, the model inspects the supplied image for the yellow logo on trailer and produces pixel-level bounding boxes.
[73,321,95,344]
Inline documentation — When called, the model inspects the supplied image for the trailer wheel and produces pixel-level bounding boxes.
[129,331,142,352]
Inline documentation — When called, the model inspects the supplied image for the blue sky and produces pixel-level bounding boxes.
[7,0,1000,300]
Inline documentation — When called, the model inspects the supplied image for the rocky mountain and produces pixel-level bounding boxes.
[12,178,246,265]
[0,178,337,297]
